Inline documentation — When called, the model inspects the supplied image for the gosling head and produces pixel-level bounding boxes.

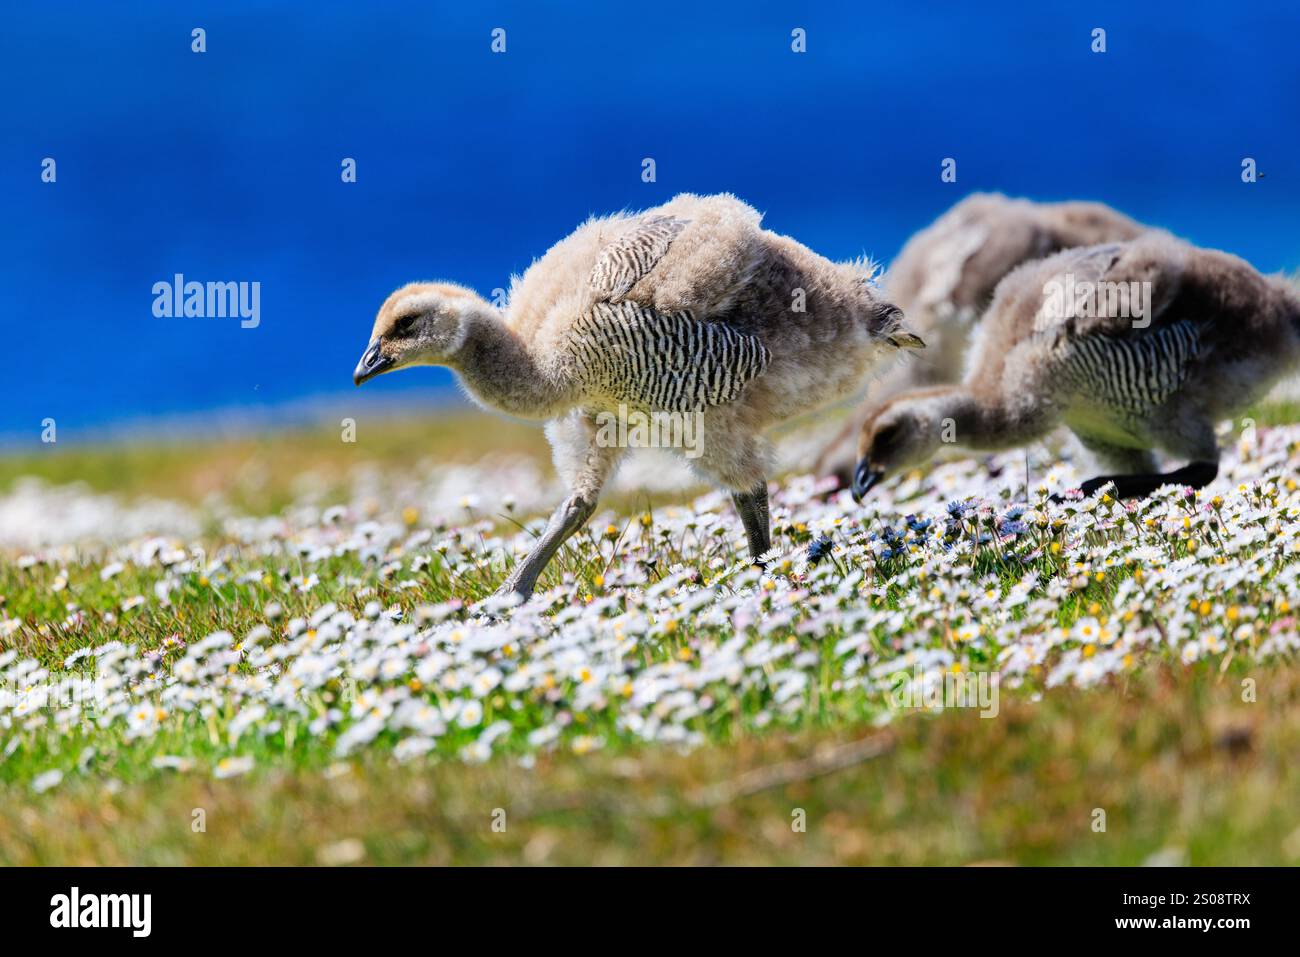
[353,282,485,386]
[851,392,951,503]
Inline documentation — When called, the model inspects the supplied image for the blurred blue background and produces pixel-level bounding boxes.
[2,0,1298,441]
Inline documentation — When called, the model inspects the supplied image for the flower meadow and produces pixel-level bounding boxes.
[2,417,1299,806]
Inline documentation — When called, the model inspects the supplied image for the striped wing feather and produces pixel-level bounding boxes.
[589,216,689,302]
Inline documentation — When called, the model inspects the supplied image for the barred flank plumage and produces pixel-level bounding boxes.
[1055,319,1200,418]
[568,301,771,412]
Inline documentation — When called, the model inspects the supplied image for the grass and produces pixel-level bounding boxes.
[2,407,1299,865]
[0,411,550,515]
[4,665,1295,865]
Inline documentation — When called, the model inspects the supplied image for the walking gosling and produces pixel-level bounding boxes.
[352,193,922,597]
[815,193,1145,483]
[850,232,1300,502]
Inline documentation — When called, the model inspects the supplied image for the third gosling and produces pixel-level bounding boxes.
[814,193,1146,483]
[851,232,1300,502]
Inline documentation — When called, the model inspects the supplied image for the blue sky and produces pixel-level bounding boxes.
[2,0,1298,442]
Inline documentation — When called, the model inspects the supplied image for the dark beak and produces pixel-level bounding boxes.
[851,459,885,504]
[353,339,393,386]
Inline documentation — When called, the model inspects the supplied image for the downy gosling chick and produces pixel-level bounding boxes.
[353,193,923,598]
[851,232,1300,502]
[815,193,1146,484]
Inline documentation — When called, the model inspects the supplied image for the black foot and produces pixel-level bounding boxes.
[1079,475,1114,497]
[1057,461,1219,502]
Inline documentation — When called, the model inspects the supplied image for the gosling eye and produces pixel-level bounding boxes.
[873,422,904,456]
[392,314,418,337]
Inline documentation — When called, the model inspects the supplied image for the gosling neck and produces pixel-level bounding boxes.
[448,303,570,419]
[935,388,1032,449]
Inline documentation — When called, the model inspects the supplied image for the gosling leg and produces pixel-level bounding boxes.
[498,493,596,599]
[731,482,772,563]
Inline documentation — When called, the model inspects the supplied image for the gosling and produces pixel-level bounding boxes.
[815,193,1145,483]
[352,193,922,597]
[850,232,1300,503]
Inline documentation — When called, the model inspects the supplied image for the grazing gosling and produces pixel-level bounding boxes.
[850,232,1300,502]
[353,193,921,597]
[815,193,1145,482]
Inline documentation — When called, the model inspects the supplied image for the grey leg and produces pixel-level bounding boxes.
[497,410,624,600]
[498,494,597,599]
[731,482,772,563]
